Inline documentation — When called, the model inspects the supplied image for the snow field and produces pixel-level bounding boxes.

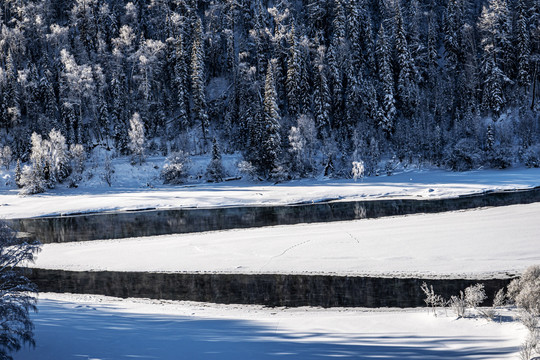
[31,202,540,278]
[15,293,527,360]
[2,165,540,219]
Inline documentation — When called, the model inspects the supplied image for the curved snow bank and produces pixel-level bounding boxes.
[31,203,540,278]
[3,167,540,219]
[17,292,527,360]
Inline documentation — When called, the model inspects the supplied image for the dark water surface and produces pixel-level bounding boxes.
[28,268,513,308]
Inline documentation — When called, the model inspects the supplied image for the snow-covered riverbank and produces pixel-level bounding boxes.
[2,166,540,219]
[15,293,526,360]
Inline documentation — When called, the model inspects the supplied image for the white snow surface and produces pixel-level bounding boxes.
[15,292,527,360]
[31,203,540,278]
[2,164,540,219]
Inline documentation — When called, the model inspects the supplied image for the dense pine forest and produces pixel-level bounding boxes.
[1,0,539,188]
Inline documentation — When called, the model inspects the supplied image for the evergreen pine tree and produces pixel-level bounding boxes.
[313,47,332,136]
[15,159,22,188]
[172,32,188,131]
[286,24,301,117]
[97,93,110,142]
[482,57,506,115]
[479,0,513,110]
[443,0,463,74]
[191,17,209,150]
[394,1,418,116]
[261,61,282,176]
[206,137,225,182]
[516,0,531,88]
[376,24,396,137]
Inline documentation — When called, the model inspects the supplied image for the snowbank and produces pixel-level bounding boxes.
[16,292,526,360]
[3,166,540,219]
[31,203,540,278]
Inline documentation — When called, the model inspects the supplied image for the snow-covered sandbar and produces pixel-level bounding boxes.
[31,202,540,278]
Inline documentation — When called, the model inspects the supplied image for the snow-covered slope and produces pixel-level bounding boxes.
[3,166,540,219]
[30,202,540,278]
[16,293,526,360]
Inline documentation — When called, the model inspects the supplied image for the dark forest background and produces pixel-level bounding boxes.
[1,0,539,182]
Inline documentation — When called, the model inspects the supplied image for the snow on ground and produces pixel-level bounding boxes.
[31,203,540,278]
[15,292,527,360]
[2,164,540,219]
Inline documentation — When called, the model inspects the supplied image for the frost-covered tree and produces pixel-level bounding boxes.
[288,114,317,176]
[69,144,86,185]
[46,129,70,185]
[351,160,365,181]
[59,49,95,144]
[133,38,165,107]
[19,133,47,195]
[128,112,145,165]
[0,221,40,360]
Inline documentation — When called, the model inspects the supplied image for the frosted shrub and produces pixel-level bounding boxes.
[237,161,258,180]
[508,265,540,316]
[520,310,539,333]
[351,161,365,182]
[421,282,446,316]
[450,284,486,318]
[519,333,539,360]
[444,139,482,171]
[450,292,467,318]
[493,288,506,308]
[510,266,540,360]
[162,151,190,184]
[19,165,46,195]
[464,283,487,309]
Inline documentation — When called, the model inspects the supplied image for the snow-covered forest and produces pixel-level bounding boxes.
[1,0,539,187]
